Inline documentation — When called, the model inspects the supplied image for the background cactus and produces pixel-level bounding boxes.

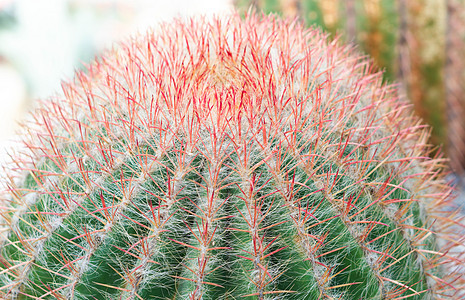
[0,13,463,299]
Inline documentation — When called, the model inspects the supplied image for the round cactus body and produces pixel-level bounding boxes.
[0,13,463,300]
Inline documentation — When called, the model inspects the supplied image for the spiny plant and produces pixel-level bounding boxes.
[0,13,464,300]
[236,0,449,157]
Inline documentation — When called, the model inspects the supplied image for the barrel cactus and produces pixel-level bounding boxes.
[0,13,463,299]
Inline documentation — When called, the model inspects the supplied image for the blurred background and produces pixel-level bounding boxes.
[0,0,464,189]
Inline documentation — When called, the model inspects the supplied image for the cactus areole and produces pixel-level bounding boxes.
[0,14,463,299]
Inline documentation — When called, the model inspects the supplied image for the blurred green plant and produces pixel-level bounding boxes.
[235,0,459,174]
[0,6,16,30]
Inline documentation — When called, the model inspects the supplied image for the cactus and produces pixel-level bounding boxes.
[0,13,463,299]
[236,0,451,165]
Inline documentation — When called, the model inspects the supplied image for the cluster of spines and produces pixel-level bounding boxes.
[0,13,463,299]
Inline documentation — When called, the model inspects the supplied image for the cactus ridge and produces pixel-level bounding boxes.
[0,13,463,299]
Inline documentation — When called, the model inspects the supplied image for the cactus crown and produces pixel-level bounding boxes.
[0,13,463,299]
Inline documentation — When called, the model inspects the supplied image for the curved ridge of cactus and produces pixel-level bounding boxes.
[0,13,463,299]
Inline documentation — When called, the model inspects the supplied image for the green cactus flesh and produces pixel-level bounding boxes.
[0,14,462,299]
